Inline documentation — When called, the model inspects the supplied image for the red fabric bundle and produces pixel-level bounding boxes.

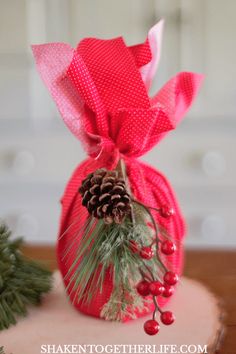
[32,21,203,320]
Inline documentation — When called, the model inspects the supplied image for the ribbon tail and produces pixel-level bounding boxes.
[151,72,204,143]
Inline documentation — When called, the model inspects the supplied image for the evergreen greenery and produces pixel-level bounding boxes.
[0,223,52,330]
[65,203,165,321]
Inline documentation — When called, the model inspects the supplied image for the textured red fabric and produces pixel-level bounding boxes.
[32,25,203,321]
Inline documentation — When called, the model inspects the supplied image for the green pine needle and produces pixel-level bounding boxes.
[0,222,52,331]
[65,203,164,321]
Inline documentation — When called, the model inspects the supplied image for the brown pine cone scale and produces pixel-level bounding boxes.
[79,168,131,224]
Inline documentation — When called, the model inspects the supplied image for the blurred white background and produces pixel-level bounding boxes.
[0,0,235,248]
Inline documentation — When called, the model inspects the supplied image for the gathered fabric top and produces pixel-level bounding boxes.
[32,20,203,167]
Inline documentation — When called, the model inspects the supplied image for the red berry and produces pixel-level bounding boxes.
[140,246,154,260]
[164,271,179,286]
[162,284,174,297]
[137,281,150,296]
[149,281,164,296]
[161,311,175,325]
[161,240,176,255]
[144,320,160,335]
[129,240,139,254]
[160,205,174,218]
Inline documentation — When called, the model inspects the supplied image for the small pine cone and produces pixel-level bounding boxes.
[79,168,131,224]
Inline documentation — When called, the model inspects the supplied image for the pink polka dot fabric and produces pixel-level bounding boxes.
[32,21,203,321]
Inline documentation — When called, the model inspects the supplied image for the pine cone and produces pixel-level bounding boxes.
[79,168,131,224]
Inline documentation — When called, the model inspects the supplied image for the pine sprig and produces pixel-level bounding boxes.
[63,160,177,323]
[0,223,52,330]
[64,203,164,321]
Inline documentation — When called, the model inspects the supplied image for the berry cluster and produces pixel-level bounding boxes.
[130,204,178,335]
[136,272,178,335]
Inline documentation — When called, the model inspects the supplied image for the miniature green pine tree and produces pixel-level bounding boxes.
[0,222,52,330]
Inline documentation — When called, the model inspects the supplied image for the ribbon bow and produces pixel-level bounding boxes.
[32,20,203,167]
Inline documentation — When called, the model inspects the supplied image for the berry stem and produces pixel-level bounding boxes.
[152,295,163,320]
[139,267,152,282]
[132,199,161,244]
[133,199,168,273]
[132,198,161,214]
[139,259,155,281]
